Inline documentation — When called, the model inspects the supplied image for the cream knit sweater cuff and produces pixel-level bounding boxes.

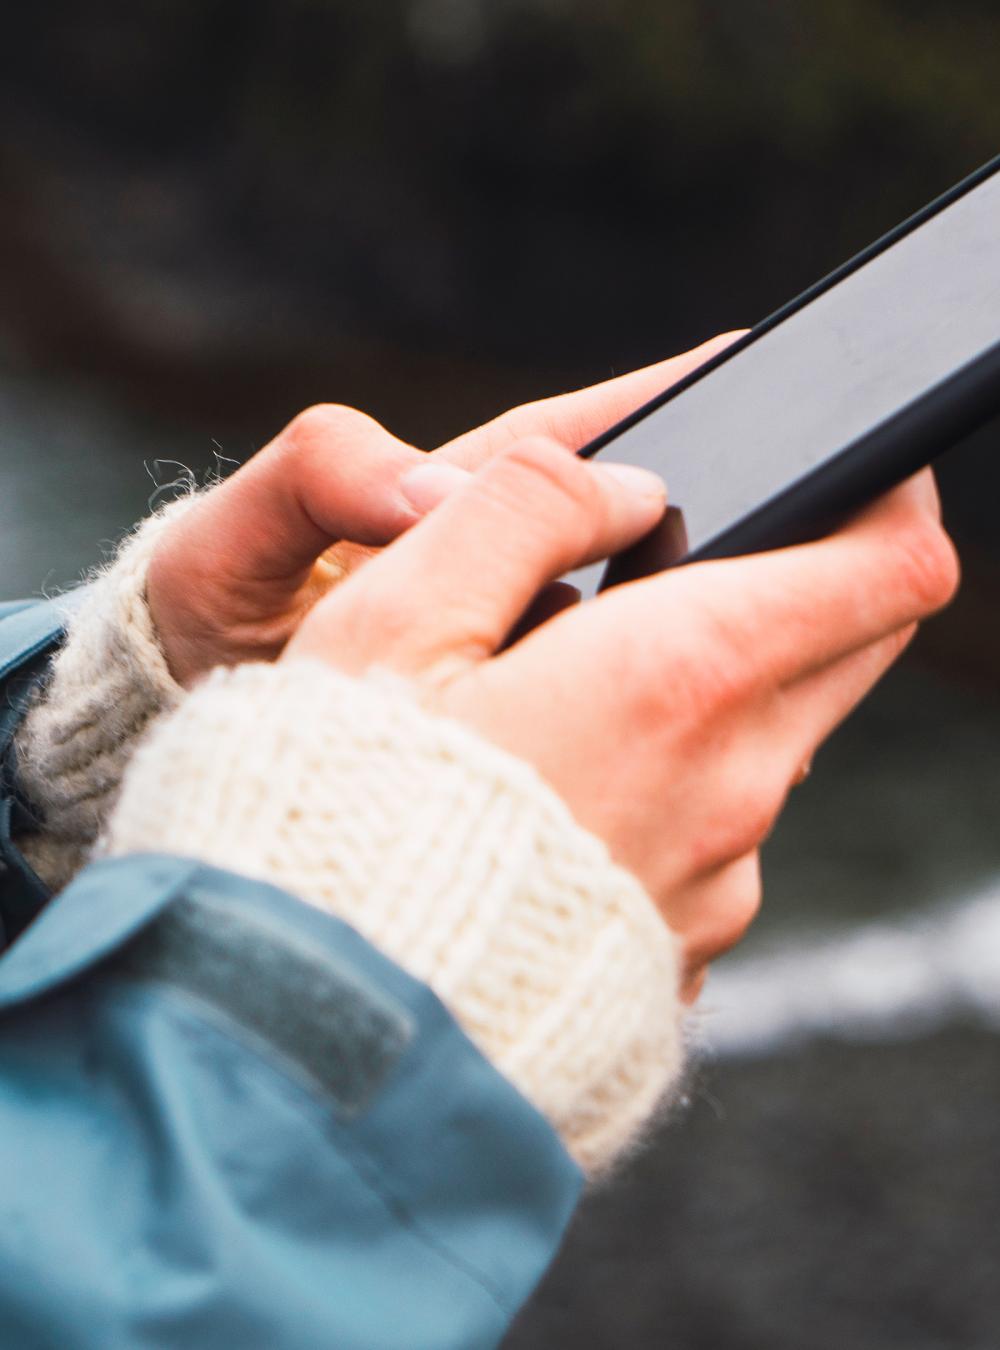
[13,498,192,891]
[103,660,685,1174]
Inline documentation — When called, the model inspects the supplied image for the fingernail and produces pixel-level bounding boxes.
[595,461,667,500]
[399,461,472,514]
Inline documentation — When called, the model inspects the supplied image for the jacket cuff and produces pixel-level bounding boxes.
[13,498,193,891]
[102,659,684,1174]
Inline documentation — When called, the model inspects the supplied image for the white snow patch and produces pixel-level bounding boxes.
[697,882,1000,1059]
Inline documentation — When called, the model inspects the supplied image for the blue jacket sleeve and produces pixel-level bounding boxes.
[0,603,582,1349]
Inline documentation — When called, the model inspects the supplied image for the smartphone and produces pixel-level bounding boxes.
[580,153,1000,595]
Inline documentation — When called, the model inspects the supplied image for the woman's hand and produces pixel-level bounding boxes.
[146,335,741,685]
[284,439,959,999]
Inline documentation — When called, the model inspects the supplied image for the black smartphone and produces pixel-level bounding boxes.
[581,153,1000,594]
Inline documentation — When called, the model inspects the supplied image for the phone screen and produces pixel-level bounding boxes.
[577,167,1000,594]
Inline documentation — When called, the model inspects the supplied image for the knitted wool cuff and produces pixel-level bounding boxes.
[13,497,193,891]
[103,659,685,1174]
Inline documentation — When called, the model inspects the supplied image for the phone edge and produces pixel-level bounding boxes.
[580,150,1000,462]
[597,336,1000,591]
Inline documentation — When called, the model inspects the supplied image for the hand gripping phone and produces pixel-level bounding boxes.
[582,153,1000,592]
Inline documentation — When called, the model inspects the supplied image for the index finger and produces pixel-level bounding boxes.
[434,332,747,470]
[512,471,959,690]
[286,437,666,676]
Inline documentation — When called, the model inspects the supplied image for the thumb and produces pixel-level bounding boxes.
[146,404,472,683]
[183,405,436,587]
[287,436,666,676]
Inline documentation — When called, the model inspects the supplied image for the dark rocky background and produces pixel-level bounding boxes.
[511,1028,1000,1350]
[2,3,1000,1345]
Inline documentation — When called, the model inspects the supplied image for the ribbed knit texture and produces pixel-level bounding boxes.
[14,497,192,890]
[103,660,685,1173]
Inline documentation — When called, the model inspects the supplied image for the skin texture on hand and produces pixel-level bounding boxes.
[146,335,742,686]
[284,442,959,999]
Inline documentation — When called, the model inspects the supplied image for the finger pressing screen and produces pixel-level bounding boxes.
[286,436,665,676]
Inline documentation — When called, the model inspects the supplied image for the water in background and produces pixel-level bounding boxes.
[0,366,224,598]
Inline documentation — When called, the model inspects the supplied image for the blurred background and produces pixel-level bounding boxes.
[2,2,1000,1345]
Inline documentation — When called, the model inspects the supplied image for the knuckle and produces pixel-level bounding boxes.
[683,765,785,880]
[606,621,661,701]
[492,436,601,545]
[727,883,762,948]
[712,862,763,953]
[615,604,758,755]
[737,795,779,856]
[695,799,775,877]
[323,582,412,668]
[503,435,596,505]
[672,606,758,721]
[612,624,696,734]
[684,854,763,974]
[686,644,752,723]
[281,403,378,462]
[892,517,961,615]
[695,589,765,686]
